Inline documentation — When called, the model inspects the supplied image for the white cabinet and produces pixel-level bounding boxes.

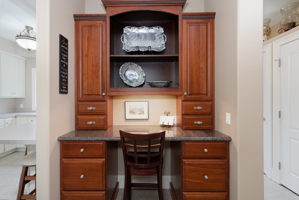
[0,144,4,154]
[15,116,36,125]
[0,51,25,98]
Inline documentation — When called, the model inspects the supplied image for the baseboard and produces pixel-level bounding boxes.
[117,175,171,189]
[0,149,17,158]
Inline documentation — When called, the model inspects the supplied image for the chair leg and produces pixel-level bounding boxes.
[124,168,131,200]
[157,167,163,200]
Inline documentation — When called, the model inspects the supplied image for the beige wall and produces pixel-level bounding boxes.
[36,0,84,199]
[113,95,176,125]
[205,0,264,199]
[84,0,205,13]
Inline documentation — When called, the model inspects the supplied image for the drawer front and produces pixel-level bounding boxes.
[183,115,213,130]
[62,159,105,191]
[62,191,105,200]
[78,102,106,115]
[77,115,106,130]
[182,142,227,159]
[182,102,212,115]
[61,142,105,158]
[183,160,228,192]
[183,192,228,200]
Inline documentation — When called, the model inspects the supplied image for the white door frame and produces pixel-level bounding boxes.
[272,30,299,183]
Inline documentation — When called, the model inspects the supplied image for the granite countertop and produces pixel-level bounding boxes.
[0,112,36,119]
[58,125,232,142]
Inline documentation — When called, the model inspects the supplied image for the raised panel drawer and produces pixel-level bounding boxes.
[77,115,106,130]
[183,192,228,200]
[62,159,105,191]
[78,102,106,115]
[182,101,212,115]
[183,160,227,192]
[182,142,227,159]
[61,142,105,158]
[62,191,105,200]
[182,115,213,130]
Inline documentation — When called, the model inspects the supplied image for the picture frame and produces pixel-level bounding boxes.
[125,101,149,120]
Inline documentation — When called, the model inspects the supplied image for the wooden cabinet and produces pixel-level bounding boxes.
[171,141,229,200]
[60,141,118,200]
[75,15,111,130]
[180,13,215,130]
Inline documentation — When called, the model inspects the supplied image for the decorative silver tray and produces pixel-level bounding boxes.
[119,62,145,87]
[121,26,167,52]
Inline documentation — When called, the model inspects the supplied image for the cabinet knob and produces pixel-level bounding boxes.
[203,148,208,153]
[102,92,106,96]
[204,175,209,180]
[87,106,96,111]
[183,92,187,95]
[193,106,203,110]
[80,148,85,153]
[80,174,85,179]
[194,121,203,125]
[86,121,96,125]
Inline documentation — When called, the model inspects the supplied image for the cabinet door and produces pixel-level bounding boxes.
[76,19,106,101]
[182,16,214,100]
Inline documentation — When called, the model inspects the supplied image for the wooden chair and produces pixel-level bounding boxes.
[17,165,36,200]
[120,130,166,200]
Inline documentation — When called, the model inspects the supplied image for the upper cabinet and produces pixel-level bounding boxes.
[75,15,107,101]
[182,14,215,101]
[0,51,25,98]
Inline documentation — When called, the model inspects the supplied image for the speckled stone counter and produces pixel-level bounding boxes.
[58,125,231,142]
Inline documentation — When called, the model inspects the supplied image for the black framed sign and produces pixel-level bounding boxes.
[59,34,68,94]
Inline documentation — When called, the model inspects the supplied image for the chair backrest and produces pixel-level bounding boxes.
[120,130,166,171]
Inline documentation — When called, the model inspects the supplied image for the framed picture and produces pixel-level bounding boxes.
[125,101,149,120]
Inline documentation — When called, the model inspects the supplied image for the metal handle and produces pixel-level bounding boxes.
[203,148,208,153]
[204,175,209,180]
[80,174,85,179]
[80,148,85,153]
[193,106,203,110]
[102,92,106,96]
[87,106,96,111]
[183,92,187,95]
[194,121,203,125]
[86,121,96,125]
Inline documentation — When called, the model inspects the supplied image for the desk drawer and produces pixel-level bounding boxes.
[182,142,227,159]
[61,142,105,158]
[77,115,106,130]
[62,159,105,191]
[62,191,105,200]
[182,115,213,130]
[182,102,212,115]
[183,192,228,200]
[183,160,227,192]
[78,102,106,115]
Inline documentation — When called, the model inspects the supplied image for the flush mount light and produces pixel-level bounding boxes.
[15,26,36,51]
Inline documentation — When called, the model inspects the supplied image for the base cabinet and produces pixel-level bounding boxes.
[183,192,228,200]
[62,191,105,200]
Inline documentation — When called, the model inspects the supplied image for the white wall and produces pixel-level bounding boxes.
[36,0,84,199]
[205,0,264,199]
[84,0,205,13]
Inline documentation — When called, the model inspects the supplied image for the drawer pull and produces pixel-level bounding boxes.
[193,106,203,110]
[86,121,96,125]
[204,175,209,180]
[80,174,85,179]
[194,121,203,125]
[87,106,96,111]
[80,148,85,153]
[203,148,208,153]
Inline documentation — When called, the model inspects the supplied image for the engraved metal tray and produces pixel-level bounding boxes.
[121,26,167,52]
[119,62,146,87]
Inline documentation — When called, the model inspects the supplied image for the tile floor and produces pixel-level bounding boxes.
[1,152,299,200]
[0,152,35,200]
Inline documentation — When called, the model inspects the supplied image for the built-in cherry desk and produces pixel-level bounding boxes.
[58,126,231,200]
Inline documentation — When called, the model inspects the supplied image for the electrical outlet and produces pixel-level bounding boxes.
[225,112,231,125]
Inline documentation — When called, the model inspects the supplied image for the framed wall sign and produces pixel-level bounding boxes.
[59,34,68,94]
[125,101,149,120]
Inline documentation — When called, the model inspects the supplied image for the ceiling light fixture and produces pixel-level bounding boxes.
[16,26,36,51]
